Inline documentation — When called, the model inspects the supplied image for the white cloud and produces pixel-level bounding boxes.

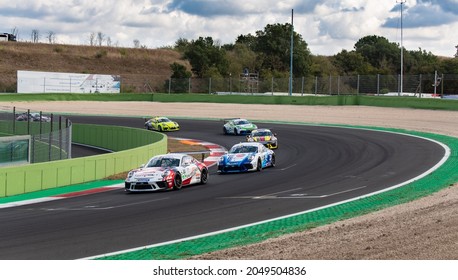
[0,0,457,57]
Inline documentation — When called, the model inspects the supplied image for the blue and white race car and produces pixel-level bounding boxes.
[217,142,275,173]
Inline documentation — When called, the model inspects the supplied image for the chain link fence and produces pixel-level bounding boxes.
[118,73,457,96]
[0,107,72,166]
[2,72,457,96]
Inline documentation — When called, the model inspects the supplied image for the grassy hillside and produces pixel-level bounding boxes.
[0,41,190,92]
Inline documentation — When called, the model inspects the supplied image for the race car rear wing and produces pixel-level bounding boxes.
[222,118,242,123]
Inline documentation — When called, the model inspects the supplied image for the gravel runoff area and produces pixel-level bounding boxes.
[2,101,458,259]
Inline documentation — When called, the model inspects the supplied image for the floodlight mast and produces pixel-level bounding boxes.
[397,0,406,96]
[289,9,294,96]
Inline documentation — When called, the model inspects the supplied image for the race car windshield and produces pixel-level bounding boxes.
[158,118,171,123]
[234,120,249,125]
[253,131,271,137]
[147,157,180,167]
[230,146,258,153]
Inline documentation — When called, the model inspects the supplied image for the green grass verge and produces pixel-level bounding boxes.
[91,124,458,260]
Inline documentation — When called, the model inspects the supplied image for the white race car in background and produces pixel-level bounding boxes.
[16,112,51,122]
[125,153,208,192]
[217,142,275,173]
[223,118,257,135]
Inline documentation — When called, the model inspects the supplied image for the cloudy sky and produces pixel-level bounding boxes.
[2,0,458,57]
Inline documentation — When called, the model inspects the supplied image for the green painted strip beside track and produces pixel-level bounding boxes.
[0,180,123,204]
[90,125,458,260]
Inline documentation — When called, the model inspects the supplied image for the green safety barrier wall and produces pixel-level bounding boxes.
[0,124,167,197]
[0,93,457,111]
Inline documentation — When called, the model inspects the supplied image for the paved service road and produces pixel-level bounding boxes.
[0,116,446,259]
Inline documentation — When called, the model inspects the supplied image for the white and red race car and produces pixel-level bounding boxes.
[125,153,208,192]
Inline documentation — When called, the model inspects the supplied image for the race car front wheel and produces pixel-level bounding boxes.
[271,155,276,167]
[256,159,262,171]
[173,173,182,190]
[200,168,208,184]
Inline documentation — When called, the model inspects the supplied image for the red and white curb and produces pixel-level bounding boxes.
[171,137,227,167]
[0,139,225,209]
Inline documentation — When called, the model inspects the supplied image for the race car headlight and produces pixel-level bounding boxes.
[248,155,255,161]
[127,171,135,179]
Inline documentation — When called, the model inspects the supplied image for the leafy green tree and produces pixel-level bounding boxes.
[226,43,259,77]
[170,62,191,79]
[440,58,458,74]
[309,55,339,77]
[167,62,192,93]
[235,34,258,51]
[439,58,458,94]
[332,50,374,75]
[237,23,312,77]
[404,48,439,74]
[183,37,229,78]
[174,37,191,53]
[354,35,400,73]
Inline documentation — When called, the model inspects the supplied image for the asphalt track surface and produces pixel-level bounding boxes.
[0,116,446,259]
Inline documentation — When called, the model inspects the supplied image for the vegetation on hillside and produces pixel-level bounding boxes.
[0,42,190,92]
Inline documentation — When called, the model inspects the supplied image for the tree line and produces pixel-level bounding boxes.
[170,23,458,81]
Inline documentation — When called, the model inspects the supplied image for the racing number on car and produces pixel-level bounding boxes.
[181,157,196,180]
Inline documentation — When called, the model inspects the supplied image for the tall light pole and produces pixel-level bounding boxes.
[397,0,406,96]
[289,9,294,96]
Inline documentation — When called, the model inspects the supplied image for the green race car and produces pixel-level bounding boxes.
[145,116,180,132]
